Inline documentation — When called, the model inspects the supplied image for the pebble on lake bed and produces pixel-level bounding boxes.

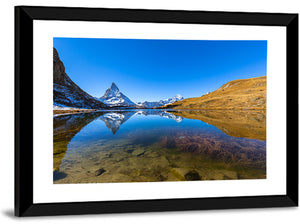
[132,149,145,156]
[184,170,202,181]
[95,168,106,176]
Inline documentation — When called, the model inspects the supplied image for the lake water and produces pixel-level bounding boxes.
[53,109,266,183]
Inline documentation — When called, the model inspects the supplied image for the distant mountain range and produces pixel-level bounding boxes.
[136,94,184,108]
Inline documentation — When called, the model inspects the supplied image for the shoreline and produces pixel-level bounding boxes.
[53,107,266,117]
[53,109,100,117]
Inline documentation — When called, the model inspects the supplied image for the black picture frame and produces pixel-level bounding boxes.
[15,6,298,217]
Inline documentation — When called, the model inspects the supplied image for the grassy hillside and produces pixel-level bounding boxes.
[163,76,266,110]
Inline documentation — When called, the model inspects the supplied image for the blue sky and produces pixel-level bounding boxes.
[53,38,267,102]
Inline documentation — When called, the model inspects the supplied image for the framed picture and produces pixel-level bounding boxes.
[15,6,298,216]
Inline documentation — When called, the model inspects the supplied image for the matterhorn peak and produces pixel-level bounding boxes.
[110,82,119,90]
[99,82,136,107]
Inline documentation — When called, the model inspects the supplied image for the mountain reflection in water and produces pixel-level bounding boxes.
[53,109,266,183]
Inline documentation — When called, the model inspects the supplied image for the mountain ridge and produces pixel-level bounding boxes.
[98,83,184,108]
[161,76,266,110]
[53,48,108,109]
[136,94,184,108]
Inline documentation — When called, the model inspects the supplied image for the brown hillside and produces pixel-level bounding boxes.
[163,76,266,110]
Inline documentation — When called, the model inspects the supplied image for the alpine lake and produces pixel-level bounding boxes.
[53,109,266,184]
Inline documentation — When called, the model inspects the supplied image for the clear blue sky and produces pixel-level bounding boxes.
[53,38,267,102]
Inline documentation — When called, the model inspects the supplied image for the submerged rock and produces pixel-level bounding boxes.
[169,168,191,181]
[132,149,145,156]
[53,170,67,181]
[95,168,106,176]
[169,168,202,181]
[144,151,160,158]
[184,170,202,181]
[126,149,134,153]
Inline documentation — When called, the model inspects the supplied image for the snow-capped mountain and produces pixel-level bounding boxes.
[136,94,184,108]
[99,83,136,107]
[53,48,108,109]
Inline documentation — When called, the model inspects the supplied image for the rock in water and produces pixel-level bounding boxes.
[132,149,145,156]
[95,168,106,176]
[184,170,202,181]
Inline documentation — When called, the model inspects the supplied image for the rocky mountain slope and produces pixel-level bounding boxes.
[53,48,108,109]
[99,82,136,107]
[136,94,184,108]
[162,76,266,110]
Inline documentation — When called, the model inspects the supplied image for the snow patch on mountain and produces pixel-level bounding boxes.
[136,94,184,108]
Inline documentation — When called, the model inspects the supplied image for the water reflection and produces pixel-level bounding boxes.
[169,110,266,140]
[97,110,183,134]
[53,112,102,172]
[100,111,136,134]
[53,109,266,183]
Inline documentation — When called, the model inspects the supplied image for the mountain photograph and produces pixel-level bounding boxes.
[53,38,267,184]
